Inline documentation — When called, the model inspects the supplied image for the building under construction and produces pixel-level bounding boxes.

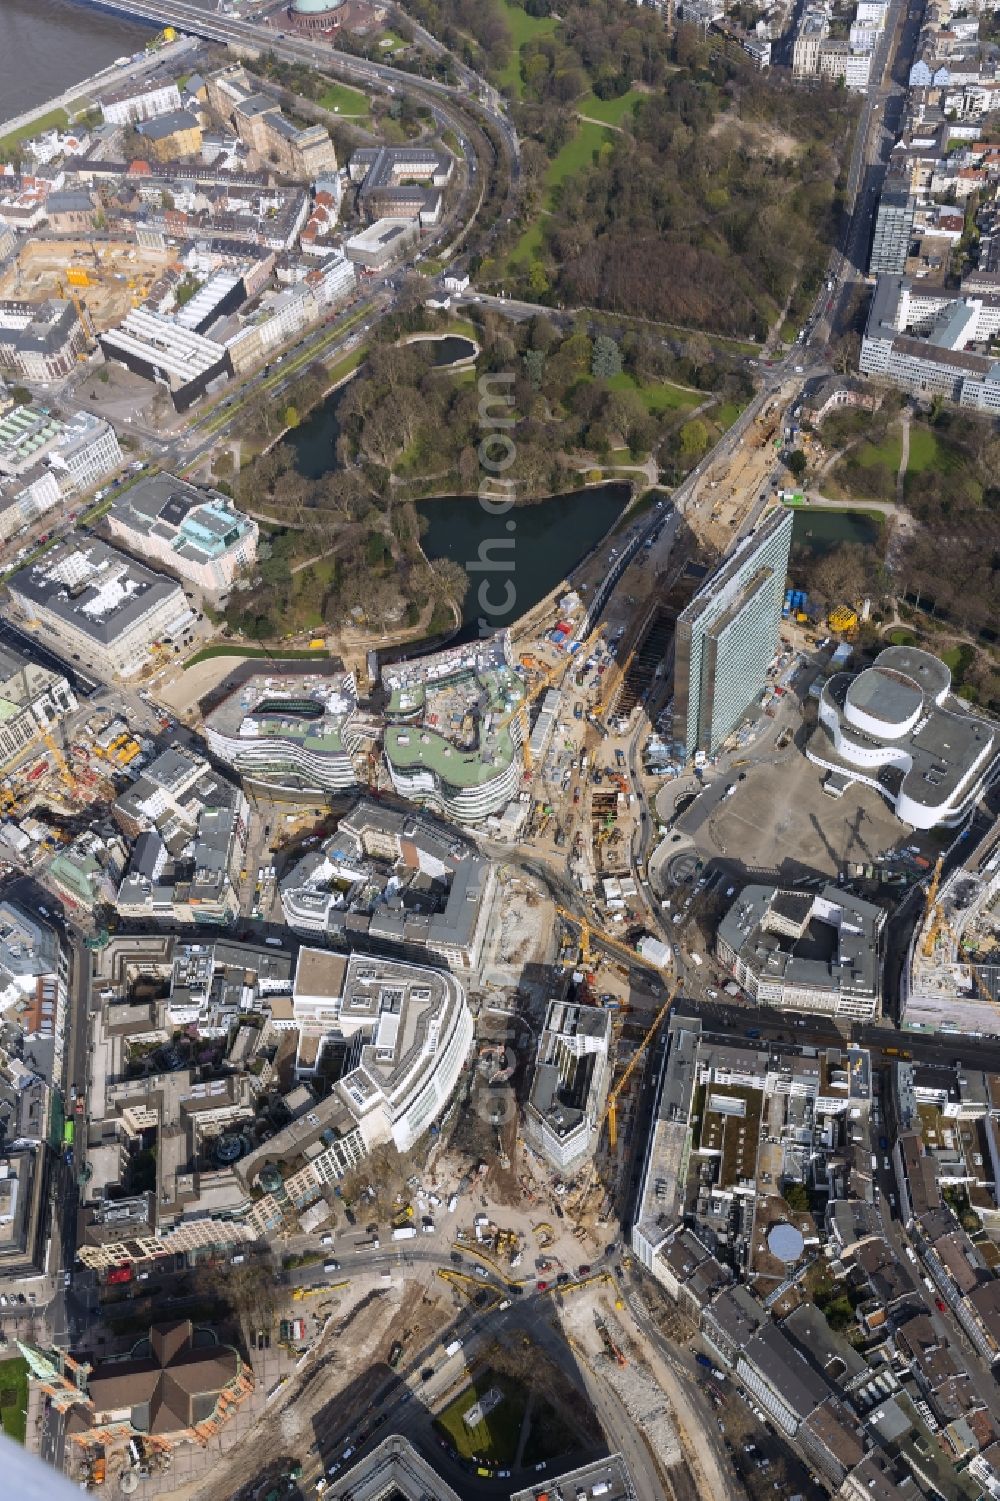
[524,1000,612,1172]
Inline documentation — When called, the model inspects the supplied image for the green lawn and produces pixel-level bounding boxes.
[435,1371,528,1465]
[888,629,916,646]
[856,431,902,471]
[507,120,611,268]
[576,88,641,126]
[604,370,701,414]
[183,644,330,669]
[905,425,947,474]
[318,82,369,117]
[0,1356,28,1445]
[547,120,613,189]
[498,0,558,96]
[715,400,746,429]
[0,108,69,158]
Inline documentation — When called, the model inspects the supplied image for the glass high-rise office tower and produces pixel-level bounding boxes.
[673,507,793,758]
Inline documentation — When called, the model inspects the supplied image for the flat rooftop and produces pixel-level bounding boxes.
[8,537,187,643]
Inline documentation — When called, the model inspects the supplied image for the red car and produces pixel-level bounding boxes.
[935,1298,947,1313]
[536,1281,549,1293]
[578,1265,591,1277]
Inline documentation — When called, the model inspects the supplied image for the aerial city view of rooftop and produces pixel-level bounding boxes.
[0,0,998,1497]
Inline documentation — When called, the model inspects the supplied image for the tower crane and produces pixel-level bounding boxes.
[494,656,568,777]
[603,978,680,1149]
[554,906,673,978]
[922,854,947,959]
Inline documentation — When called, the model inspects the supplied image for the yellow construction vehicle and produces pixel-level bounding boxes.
[827,605,858,634]
[603,979,680,1149]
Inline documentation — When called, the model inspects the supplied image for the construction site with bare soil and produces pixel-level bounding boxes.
[0,237,175,332]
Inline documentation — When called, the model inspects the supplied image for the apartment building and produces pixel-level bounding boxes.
[7,539,194,680]
[100,78,183,126]
[106,472,257,594]
[673,507,793,758]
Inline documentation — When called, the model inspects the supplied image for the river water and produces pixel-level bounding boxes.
[0,0,154,120]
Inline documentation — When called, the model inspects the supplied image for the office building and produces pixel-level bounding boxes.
[673,507,793,757]
[106,472,257,594]
[350,146,453,224]
[0,467,61,541]
[716,883,885,1019]
[511,1456,636,1501]
[632,1015,871,1280]
[524,1001,613,1171]
[203,670,363,793]
[0,1146,51,1284]
[114,747,250,925]
[344,217,420,270]
[0,299,88,382]
[0,640,77,773]
[99,308,232,412]
[870,178,917,275]
[381,634,526,824]
[290,949,473,1152]
[279,800,497,970]
[331,1437,464,1501]
[47,410,122,492]
[0,402,65,479]
[0,899,72,1076]
[810,645,999,828]
[232,949,472,1206]
[7,538,194,680]
[860,274,1000,410]
[206,67,338,180]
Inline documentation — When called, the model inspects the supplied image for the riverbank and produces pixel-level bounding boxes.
[0,30,189,145]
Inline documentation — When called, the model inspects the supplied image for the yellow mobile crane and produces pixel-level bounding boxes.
[603,979,680,1149]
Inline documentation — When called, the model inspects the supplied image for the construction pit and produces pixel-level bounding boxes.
[0,237,176,332]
